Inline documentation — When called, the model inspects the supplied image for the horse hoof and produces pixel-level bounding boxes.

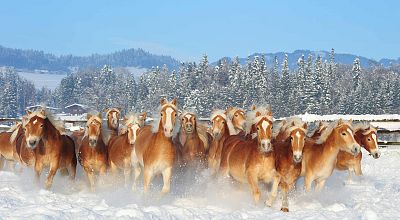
[281,207,289,212]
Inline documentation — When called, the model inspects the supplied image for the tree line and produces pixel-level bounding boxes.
[1,49,399,118]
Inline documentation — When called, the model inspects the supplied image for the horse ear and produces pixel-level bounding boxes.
[303,123,308,129]
[338,118,343,125]
[171,98,177,106]
[349,119,353,124]
[268,110,273,117]
[103,108,109,113]
[160,98,167,106]
[291,121,295,126]
[140,112,147,119]
[251,105,257,111]
[40,108,46,116]
[26,110,32,116]
[255,111,261,117]
[97,112,102,118]
[86,113,92,120]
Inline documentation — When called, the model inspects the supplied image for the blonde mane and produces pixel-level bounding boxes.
[273,117,307,139]
[210,109,236,135]
[226,107,244,120]
[316,120,352,144]
[353,122,377,135]
[9,122,22,144]
[119,112,141,135]
[27,108,65,135]
[245,105,273,135]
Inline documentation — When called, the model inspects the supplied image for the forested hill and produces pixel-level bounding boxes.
[0,45,180,71]
[215,49,400,69]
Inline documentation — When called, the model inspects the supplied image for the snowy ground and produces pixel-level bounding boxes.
[1,147,399,219]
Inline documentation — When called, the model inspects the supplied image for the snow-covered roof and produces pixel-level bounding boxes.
[25,105,60,110]
[64,103,87,109]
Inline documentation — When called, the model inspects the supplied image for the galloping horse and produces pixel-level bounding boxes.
[15,116,37,167]
[225,106,247,135]
[273,118,307,212]
[301,119,361,192]
[132,98,177,194]
[175,111,207,168]
[336,123,380,180]
[219,109,279,206]
[104,108,121,150]
[0,122,23,170]
[108,112,143,187]
[24,109,77,189]
[78,112,108,191]
[207,110,234,175]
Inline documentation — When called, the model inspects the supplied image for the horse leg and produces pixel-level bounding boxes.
[280,182,290,212]
[0,156,4,170]
[84,167,96,192]
[247,171,261,203]
[143,166,154,193]
[69,155,77,180]
[266,174,280,207]
[304,174,313,192]
[354,161,363,176]
[123,165,131,188]
[45,162,59,190]
[34,160,43,185]
[347,168,353,181]
[161,166,172,195]
[131,164,141,192]
[315,179,326,192]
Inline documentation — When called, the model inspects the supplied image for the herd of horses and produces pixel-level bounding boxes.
[0,98,381,212]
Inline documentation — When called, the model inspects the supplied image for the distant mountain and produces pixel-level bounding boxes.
[214,50,399,69]
[0,45,180,72]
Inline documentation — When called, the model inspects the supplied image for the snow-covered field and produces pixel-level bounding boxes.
[1,147,399,219]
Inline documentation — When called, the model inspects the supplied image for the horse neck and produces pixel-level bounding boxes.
[354,130,365,149]
[43,119,61,144]
[319,132,341,162]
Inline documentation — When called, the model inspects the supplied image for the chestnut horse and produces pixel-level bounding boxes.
[225,106,247,135]
[0,122,23,170]
[78,112,108,191]
[273,118,307,212]
[105,108,121,136]
[301,119,361,192]
[219,109,279,206]
[15,116,38,167]
[175,111,207,168]
[108,112,143,187]
[132,98,177,194]
[207,110,235,175]
[24,109,77,189]
[309,121,329,139]
[336,123,380,180]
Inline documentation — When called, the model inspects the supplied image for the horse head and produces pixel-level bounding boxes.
[85,112,102,147]
[159,98,178,138]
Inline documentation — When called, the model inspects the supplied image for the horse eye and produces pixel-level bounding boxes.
[235,114,238,117]
[23,128,26,131]
[342,132,346,136]
[175,113,177,117]
[161,113,163,116]
[222,121,225,124]
[367,138,371,141]
[40,124,44,128]
[257,127,260,130]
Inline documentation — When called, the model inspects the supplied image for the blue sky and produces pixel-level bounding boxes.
[0,0,399,61]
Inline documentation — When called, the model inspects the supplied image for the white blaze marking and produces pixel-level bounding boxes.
[33,119,37,125]
[296,131,301,149]
[165,107,174,130]
[262,120,268,131]
[185,114,192,120]
[372,133,378,147]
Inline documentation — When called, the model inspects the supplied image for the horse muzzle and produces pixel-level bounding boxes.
[293,152,302,163]
[260,140,273,153]
[213,130,222,140]
[351,144,361,156]
[371,150,381,159]
[26,138,39,149]
[163,127,174,137]
[89,138,97,147]
[185,124,194,133]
